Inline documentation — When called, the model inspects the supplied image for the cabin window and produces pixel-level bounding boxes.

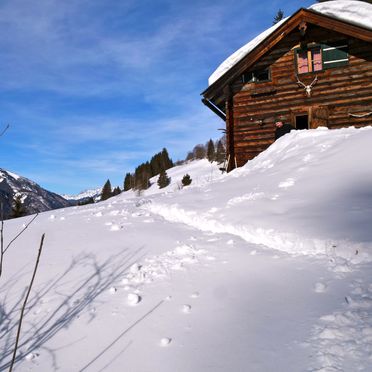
[242,68,270,83]
[322,42,349,69]
[296,47,322,74]
[295,42,349,74]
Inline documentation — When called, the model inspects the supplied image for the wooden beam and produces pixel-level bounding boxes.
[201,98,226,120]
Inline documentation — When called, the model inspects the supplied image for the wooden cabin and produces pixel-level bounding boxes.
[202,1,372,170]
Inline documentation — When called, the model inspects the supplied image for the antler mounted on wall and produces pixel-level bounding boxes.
[295,74,318,97]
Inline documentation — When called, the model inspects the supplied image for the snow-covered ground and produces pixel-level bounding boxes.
[1,127,372,371]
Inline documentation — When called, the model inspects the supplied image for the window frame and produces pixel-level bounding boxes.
[294,44,323,75]
[242,68,271,84]
[294,41,349,75]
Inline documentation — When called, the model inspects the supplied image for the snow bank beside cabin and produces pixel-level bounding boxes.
[208,0,372,85]
[146,126,372,262]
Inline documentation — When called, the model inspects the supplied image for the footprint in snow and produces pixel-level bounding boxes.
[182,304,192,313]
[25,352,40,362]
[314,282,327,293]
[190,292,200,299]
[160,337,172,347]
[127,293,141,306]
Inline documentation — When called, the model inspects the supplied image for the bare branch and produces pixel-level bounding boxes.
[4,214,39,254]
[0,124,10,137]
[8,233,45,372]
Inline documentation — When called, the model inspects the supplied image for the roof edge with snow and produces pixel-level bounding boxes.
[203,1,372,97]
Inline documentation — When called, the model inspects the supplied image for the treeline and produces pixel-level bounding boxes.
[184,138,225,164]
[123,148,173,192]
[97,137,226,203]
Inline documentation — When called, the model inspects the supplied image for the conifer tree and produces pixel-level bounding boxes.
[207,139,216,162]
[161,148,173,170]
[157,170,170,189]
[216,140,225,164]
[134,162,151,191]
[100,179,112,201]
[181,174,192,187]
[150,153,161,176]
[11,195,26,218]
[273,9,284,25]
[112,186,121,196]
[123,172,133,191]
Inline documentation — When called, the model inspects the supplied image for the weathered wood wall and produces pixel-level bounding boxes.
[230,25,372,166]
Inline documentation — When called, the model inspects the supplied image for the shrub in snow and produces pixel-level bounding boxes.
[181,174,192,187]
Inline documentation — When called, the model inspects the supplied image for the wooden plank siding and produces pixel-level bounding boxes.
[229,25,372,167]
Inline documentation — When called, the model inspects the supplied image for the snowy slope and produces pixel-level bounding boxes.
[0,168,72,218]
[209,0,372,85]
[123,159,222,198]
[148,127,372,263]
[1,127,372,372]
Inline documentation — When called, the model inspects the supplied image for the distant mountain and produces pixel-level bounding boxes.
[0,168,72,219]
[61,188,102,204]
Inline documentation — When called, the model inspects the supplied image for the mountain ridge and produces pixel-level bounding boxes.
[0,168,72,218]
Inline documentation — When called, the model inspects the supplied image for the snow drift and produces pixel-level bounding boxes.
[146,126,372,263]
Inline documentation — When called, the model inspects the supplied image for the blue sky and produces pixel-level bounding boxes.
[0,0,314,194]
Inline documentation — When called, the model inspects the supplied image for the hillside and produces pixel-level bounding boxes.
[0,168,72,218]
[1,126,372,371]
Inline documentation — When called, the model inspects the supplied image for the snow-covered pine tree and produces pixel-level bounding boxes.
[100,179,112,201]
[157,170,170,189]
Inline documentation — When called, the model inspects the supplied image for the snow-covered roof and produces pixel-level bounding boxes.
[208,1,372,86]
